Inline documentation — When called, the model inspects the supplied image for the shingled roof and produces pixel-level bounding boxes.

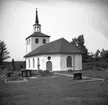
[24,38,82,57]
[26,32,50,40]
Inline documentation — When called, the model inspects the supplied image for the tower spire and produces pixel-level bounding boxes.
[33,8,41,32]
[35,8,39,24]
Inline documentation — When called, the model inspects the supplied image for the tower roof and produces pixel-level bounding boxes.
[26,9,50,39]
[33,8,40,26]
[35,8,39,24]
[24,38,82,57]
[26,32,50,40]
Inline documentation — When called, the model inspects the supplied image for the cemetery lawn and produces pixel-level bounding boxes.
[0,71,108,105]
[56,69,108,79]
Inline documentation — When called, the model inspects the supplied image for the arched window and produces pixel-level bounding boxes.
[43,39,46,44]
[67,56,72,67]
[35,38,39,43]
[28,59,30,68]
[33,58,35,68]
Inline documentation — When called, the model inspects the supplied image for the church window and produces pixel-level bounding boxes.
[67,56,72,67]
[28,59,30,68]
[33,58,35,68]
[43,39,46,44]
[35,38,39,43]
[47,56,51,60]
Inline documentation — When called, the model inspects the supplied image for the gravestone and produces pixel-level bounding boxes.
[73,72,82,80]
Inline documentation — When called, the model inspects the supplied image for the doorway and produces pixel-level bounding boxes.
[46,61,52,71]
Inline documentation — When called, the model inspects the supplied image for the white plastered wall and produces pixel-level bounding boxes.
[60,54,82,71]
[26,37,32,54]
[26,37,50,54]
[26,54,61,71]
[60,54,74,71]
[25,54,82,71]
[31,37,50,51]
[74,54,82,70]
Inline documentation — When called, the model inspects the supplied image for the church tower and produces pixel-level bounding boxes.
[25,9,50,54]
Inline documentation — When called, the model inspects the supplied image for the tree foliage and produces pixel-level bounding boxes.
[100,49,108,62]
[71,35,108,63]
[94,49,101,61]
[71,35,89,62]
[103,51,108,62]
[91,49,108,62]
[0,40,10,65]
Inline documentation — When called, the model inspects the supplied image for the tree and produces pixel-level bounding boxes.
[103,51,108,62]
[94,49,101,61]
[86,52,94,62]
[71,37,77,46]
[100,49,108,62]
[0,40,10,65]
[100,49,105,60]
[71,35,89,62]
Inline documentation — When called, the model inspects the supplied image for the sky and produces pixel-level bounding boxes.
[0,0,108,61]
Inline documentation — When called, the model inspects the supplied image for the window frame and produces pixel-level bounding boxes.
[47,56,51,60]
[67,56,72,67]
[43,39,46,44]
[33,58,35,68]
[35,38,39,44]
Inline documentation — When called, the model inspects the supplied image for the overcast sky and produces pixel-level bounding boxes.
[0,0,108,61]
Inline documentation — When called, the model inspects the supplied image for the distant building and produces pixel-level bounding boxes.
[24,9,82,71]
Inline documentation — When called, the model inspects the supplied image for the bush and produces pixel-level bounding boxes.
[39,70,53,76]
[96,67,104,71]
[83,62,108,70]
[94,62,108,69]
[68,69,73,72]
[82,63,93,70]
[36,70,43,75]
[6,74,23,81]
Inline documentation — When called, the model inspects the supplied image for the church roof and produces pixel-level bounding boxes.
[26,32,50,39]
[24,38,82,57]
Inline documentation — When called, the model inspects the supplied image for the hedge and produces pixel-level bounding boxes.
[94,62,108,68]
[82,62,108,70]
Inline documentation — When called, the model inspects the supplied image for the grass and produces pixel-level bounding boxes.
[6,75,24,81]
[55,69,108,79]
[0,70,108,105]
[82,62,108,70]
[82,70,108,79]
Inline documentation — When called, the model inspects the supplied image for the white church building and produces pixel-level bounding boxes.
[24,9,82,71]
